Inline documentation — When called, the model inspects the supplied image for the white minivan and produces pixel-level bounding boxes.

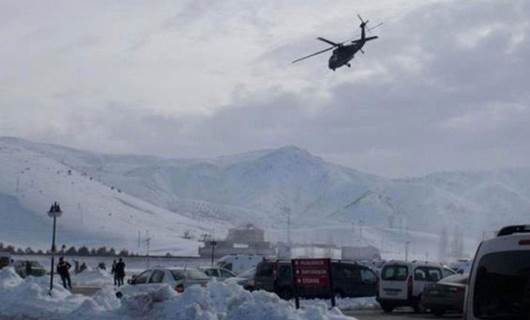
[377,260,456,313]
[464,225,530,320]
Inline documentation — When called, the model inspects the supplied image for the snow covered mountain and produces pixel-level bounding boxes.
[1,136,529,256]
[0,137,226,255]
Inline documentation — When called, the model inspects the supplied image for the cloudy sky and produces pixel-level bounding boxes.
[1,0,529,177]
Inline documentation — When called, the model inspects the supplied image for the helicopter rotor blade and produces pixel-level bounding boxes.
[316,37,341,47]
[367,22,383,33]
[291,46,335,64]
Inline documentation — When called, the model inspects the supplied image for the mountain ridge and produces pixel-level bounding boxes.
[2,136,530,254]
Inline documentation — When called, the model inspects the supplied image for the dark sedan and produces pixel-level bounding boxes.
[421,273,468,316]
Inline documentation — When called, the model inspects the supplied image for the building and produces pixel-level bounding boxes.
[198,224,274,258]
[341,245,381,261]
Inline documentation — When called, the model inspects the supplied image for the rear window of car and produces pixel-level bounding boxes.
[473,250,530,319]
[382,265,408,281]
[439,273,468,285]
[414,267,442,282]
[170,270,185,280]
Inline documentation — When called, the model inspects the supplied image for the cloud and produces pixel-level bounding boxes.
[0,0,529,177]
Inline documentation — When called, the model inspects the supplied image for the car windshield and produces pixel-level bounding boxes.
[381,265,408,281]
[473,250,530,319]
[439,273,468,285]
[238,267,256,279]
[187,269,209,280]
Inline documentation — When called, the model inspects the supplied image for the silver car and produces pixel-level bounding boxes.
[117,267,209,298]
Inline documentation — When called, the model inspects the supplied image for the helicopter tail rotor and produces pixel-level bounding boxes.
[357,14,369,27]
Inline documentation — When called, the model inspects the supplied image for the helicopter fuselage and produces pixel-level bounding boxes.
[328,42,364,70]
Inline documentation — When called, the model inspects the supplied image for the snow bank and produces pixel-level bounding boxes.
[71,268,113,287]
[152,280,355,320]
[301,297,379,311]
[0,269,357,320]
[0,267,94,318]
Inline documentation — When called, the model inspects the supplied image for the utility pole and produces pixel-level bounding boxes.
[210,240,217,267]
[282,207,292,246]
[405,241,411,262]
[359,219,364,241]
[47,202,63,295]
[144,230,151,268]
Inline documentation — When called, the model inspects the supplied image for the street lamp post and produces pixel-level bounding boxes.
[210,240,217,267]
[47,202,62,294]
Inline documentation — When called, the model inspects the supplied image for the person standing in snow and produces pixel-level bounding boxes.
[57,257,72,289]
[25,261,32,277]
[111,260,118,285]
[115,258,126,286]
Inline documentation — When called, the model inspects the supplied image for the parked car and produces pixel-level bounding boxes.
[377,260,456,313]
[0,252,11,269]
[216,255,264,275]
[13,260,47,278]
[464,225,530,320]
[199,266,236,280]
[421,273,468,316]
[117,267,209,298]
[254,259,378,300]
[226,267,256,291]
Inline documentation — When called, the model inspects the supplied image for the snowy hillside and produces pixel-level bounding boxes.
[2,137,530,257]
[0,138,227,255]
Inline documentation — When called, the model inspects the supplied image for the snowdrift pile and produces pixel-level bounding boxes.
[71,268,114,287]
[0,268,356,320]
[302,297,379,311]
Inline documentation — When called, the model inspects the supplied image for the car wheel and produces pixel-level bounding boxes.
[380,303,394,313]
[432,308,445,317]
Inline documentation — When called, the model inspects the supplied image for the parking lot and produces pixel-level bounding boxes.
[343,310,462,320]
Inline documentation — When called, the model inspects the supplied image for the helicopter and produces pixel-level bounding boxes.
[292,15,381,71]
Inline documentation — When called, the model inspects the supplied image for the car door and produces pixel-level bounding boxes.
[358,267,378,297]
[149,269,165,284]
[379,264,409,300]
[254,262,274,292]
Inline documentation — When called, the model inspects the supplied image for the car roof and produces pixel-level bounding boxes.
[383,260,443,268]
[477,232,530,257]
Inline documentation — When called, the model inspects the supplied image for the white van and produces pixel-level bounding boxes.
[216,254,264,275]
[377,260,456,313]
[464,225,530,320]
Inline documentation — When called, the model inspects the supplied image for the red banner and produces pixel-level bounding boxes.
[292,258,331,289]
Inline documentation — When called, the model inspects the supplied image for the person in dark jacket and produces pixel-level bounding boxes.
[56,257,72,289]
[115,258,126,286]
[111,260,118,286]
[25,261,32,277]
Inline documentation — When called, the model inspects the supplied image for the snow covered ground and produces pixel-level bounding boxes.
[0,267,358,320]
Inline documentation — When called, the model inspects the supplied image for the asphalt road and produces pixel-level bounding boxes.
[343,310,463,320]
